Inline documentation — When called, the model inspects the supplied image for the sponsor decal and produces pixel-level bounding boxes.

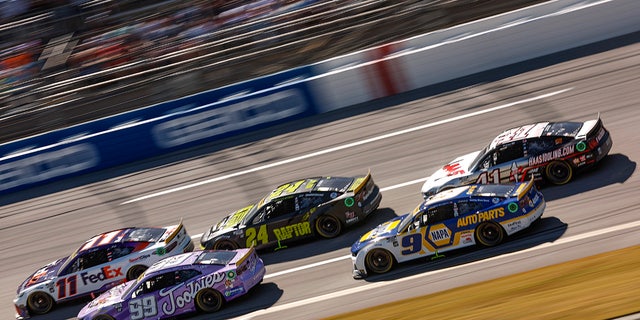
[0,144,99,191]
[443,162,465,176]
[461,231,474,244]
[428,225,451,246]
[528,145,575,166]
[80,266,123,285]
[153,89,307,148]
[129,254,150,263]
[344,197,354,207]
[508,203,519,213]
[345,211,356,219]
[225,286,245,297]
[273,222,311,241]
[456,207,505,228]
[159,272,226,315]
[506,220,523,231]
[576,141,586,152]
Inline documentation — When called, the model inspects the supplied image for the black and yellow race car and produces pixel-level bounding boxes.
[200,172,382,250]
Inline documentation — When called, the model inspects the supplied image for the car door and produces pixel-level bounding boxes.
[476,141,529,184]
[57,247,124,300]
[246,196,299,247]
[399,202,457,259]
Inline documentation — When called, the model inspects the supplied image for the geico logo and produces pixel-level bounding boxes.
[0,144,99,191]
[457,207,505,228]
[81,266,123,285]
[153,89,307,148]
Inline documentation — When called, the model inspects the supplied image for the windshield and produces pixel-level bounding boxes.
[469,143,491,171]
[397,203,424,232]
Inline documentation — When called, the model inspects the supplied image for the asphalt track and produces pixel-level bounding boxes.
[1,35,639,319]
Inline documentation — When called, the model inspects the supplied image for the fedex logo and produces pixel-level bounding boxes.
[81,266,123,285]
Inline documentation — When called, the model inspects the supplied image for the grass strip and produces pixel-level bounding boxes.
[325,245,640,320]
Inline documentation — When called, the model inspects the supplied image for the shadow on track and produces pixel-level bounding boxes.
[361,216,568,283]
[27,283,284,320]
[1,32,638,207]
[259,208,398,265]
[541,153,635,202]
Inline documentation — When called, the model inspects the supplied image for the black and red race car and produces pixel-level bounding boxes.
[201,171,382,250]
[421,115,613,198]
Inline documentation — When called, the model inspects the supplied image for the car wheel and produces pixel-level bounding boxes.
[475,221,505,247]
[315,215,343,238]
[127,265,148,281]
[214,240,239,250]
[365,248,395,274]
[27,291,54,315]
[545,160,573,185]
[195,288,224,313]
[93,315,116,320]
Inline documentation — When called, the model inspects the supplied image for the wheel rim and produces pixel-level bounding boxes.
[477,222,504,247]
[366,249,393,274]
[546,161,572,184]
[28,292,53,314]
[214,241,237,250]
[316,215,341,238]
[197,289,223,313]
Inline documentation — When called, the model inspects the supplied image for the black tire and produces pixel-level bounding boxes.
[27,291,54,315]
[126,265,148,281]
[93,315,116,320]
[213,240,239,250]
[315,215,343,239]
[545,160,573,185]
[475,221,505,247]
[365,248,395,274]
[195,288,224,313]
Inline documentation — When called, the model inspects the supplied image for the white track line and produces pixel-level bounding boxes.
[122,88,571,204]
[233,219,640,319]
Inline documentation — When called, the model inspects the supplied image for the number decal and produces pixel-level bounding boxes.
[246,224,269,247]
[55,275,77,299]
[401,234,422,255]
[476,169,501,184]
[130,296,158,320]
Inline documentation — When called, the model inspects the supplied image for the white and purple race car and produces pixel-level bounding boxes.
[77,248,265,320]
[14,222,194,319]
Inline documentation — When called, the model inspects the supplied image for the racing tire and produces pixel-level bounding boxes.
[365,248,395,274]
[545,160,573,185]
[475,221,505,247]
[213,240,239,250]
[27,291,54,315]
[93,315,116,320]
[315,215,343,239]
[126,265,148,281]
[195,288,224,313]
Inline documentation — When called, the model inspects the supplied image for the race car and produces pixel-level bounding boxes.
[351,180,545,278]
[77,248,265,320]
[421,115,612,198]
[14,222,194,319]
[201,171,382,250]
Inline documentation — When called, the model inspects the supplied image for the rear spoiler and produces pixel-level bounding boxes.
[576,112,602,139]
[348,169,372,194]
[513,178,534,201]
[164,219,184,244]
[234,246,256,266]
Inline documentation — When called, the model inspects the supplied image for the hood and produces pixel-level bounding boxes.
[421,150,480,196]
[202,205,255,244]
[18,257,67,293]
[351,214,407,253]
[78,281,132,317]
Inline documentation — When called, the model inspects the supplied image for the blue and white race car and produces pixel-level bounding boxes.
[351,180,545,278]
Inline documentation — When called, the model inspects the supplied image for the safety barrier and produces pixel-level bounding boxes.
[0,0,638,194]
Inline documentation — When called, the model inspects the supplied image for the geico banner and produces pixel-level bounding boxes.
[152,89,309,148]
[0,143,99,191]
